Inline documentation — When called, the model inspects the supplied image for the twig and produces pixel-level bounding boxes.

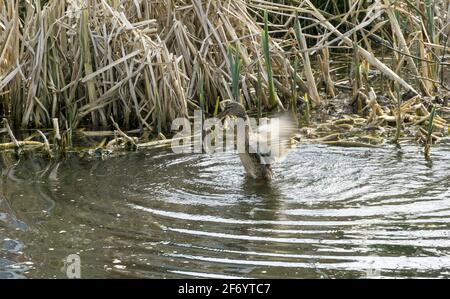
[110,116,137,147]
[37,130,52,157]
[2,118,20,149]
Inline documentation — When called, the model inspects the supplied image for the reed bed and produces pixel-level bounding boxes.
[0,0,307,131]
[0,0,449,157]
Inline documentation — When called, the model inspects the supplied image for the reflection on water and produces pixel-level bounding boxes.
[0,144,449,278]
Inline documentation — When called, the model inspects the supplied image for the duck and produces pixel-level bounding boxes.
[216,101,297,180]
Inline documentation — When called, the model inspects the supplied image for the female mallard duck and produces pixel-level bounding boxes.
[217,101,297,180]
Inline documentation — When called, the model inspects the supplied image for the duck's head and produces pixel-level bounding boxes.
[217,101,247,119]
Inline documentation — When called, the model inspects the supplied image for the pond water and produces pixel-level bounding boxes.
[0,143,449,278]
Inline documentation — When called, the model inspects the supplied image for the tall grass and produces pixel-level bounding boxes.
[228,46,241,103]
[1,1,299,133]
[0,0,448,139]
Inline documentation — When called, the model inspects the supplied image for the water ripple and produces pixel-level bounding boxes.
[0,144,449,278]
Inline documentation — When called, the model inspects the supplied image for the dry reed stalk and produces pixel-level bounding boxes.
[383,0,431,96]
[0,0,448,145]
[0,141,44,150]
[1,0,316,134]
[37,129,52,156]
[303,0,418,94]
[52,118,61,142]
[2,118,19,148]
[318,48,335,98]
[294,18,320,106]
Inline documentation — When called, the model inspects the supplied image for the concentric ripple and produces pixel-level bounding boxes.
[0,144,449,278]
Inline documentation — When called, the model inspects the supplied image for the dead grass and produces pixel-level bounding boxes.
[0,0,448,147]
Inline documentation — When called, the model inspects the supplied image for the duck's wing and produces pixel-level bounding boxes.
[249,113,298,164]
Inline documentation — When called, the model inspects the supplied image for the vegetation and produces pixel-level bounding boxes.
[0,0,449,158]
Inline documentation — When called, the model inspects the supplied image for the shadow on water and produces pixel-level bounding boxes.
[240,177,281,221]
[0,143,449,278]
